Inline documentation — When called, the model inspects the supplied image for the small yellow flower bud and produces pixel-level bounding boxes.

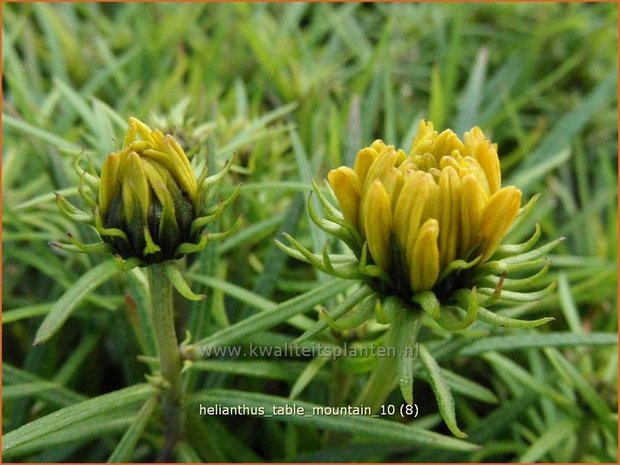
[55,117,241,266]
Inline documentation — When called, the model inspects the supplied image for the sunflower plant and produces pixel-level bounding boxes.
[46,117,241,453]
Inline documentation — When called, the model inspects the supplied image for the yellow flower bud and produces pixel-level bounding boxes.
[282,118,557,334]
[55,117,240,266]
[317,119,527,301]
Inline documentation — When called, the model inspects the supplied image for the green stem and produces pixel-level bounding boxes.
[148,263,184,456]
[355,312,423,412]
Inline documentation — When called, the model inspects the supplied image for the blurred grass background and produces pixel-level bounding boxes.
[2,2,618,462]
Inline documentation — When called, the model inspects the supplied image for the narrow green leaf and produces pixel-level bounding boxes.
[289,356,330,399]
[519,417,578,462]
[3,363,86,407]
[544,347,615,427]
[2,304,53,324]
[419,369,498,405]
[107,396,157,463]
[2,384,156,455]
[3,114,83,153]
[3,382,63,401]
[5,415,134,458]
[34,258,121,344]
[190,390,479,452]
[558,272,582,333]
[194,279,351,350]
[392,312,422,406]
[192,360,311,382]
[419,344,467,438]
[187,274,275,312]
[175,440,203,462]
[295,285,374,344]
[460,332,617,356]
[483,352,573,408]
[508,69,616,191]
[454,47,489,134]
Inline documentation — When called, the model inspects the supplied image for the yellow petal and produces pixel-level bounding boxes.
[99,151,121,217]
[128,117,155,144]
[363,147,399,191]
[462,156,491,196]
[327,167,362,228]
[382,167,404,209]
[353,147,378,185]
[394,171,430,256]
[437,166,461,268]
[119,151,150,223]
[478,186,522,262]
[362,180,392,270]
[434,129,465,159]
[464,127,501,194]
[460,174,487,258]
[410,119,437,156]
[370,139,388,153]
[409,218,440,292]
[422,176,440,223]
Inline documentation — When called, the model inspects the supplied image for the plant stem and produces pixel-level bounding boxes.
[355,313,423,412]
[148,263,184,458]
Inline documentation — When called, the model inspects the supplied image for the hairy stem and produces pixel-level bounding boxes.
[148,263,184,459]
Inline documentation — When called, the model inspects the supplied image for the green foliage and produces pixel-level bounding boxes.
[3,2,617,462]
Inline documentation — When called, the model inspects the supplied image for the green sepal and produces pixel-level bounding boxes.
[478,262,550,291]
[277,234,362,280]
[433,288,478,331]
[319,295,375,331]
[142,227,162,256]
[54,193,94,224]
[95,207,129,242]
[190,183,242,236]
[321,241,363,279]
[294,286,375,344]
[198,157,235,211]
[311,180,363,249]
[204,215,243,241]
[359,243,392,283]
[49,239,110,254]
[479,281,557,303]
[311,178,344,221]
[476,256,546,276]
[412,291,440,319]
[511,193,540,228]
[438,255,481,282]
[162,262,205,301]
[374,295,405,324]
[307,193,359,252]
[477,306,555,328]
[495,222,541,256]
[175,234,209,256]
[500,237,564,265]
[114,256,143,271]
[74,151,100,192]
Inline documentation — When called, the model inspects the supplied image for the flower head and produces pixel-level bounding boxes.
[279,120,558,330]
[54,117,241,266]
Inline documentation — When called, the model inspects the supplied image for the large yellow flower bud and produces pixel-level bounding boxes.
[280,119,557,332]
